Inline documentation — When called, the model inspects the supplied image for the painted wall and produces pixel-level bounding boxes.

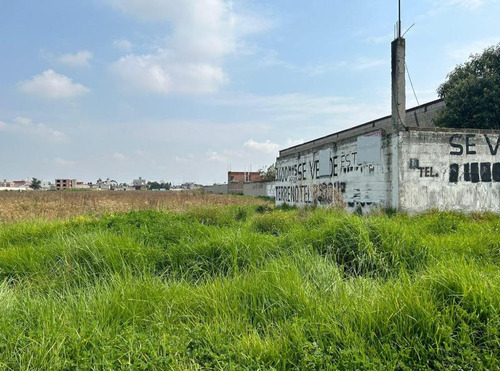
[399,129,500,213]
[275,130,391,210]
[243,182,275,198]
[274,100,500,214]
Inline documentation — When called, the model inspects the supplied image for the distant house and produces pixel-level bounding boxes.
[132,177,147,190]
[41,181,53,191]
[180,182,202,190]
[227,171,262,194]
[11,180,30,187]
[102,178,118,190]
[75,182,90,189]
[0,180,31,191]
[0,179,31,191]
[55,179,76,190]
[117,183,131,191]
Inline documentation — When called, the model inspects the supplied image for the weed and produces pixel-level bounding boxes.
[0,203,498,369]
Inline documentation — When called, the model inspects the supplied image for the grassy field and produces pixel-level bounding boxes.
[0,193,499,369]
[0,191,268,223]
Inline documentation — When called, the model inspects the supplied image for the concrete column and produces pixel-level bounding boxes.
[390,37,406,210]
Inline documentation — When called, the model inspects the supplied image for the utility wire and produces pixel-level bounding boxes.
[405,61,431,126]
[405,62,420,106]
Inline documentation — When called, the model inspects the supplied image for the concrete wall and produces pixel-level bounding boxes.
[399,129,500,213]
[275,130,392,211]
[203,184,228,194]
[228,183,244,194]
[243,182,275,198]
[274,99,500,214]
[275,126,500,213]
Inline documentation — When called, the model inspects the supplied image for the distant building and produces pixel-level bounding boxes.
[11,180,30,187]
[0,179,31,191]
[41,181,53,191]
[75,182,90,189]
[94,178,118,190]
[55,179,76,190]
[132,177,147,190]
[227,171,262,194]
[180,182,202,190]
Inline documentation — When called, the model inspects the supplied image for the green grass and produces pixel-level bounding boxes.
[0,207,499,370]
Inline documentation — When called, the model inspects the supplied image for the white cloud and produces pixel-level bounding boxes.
[440,0,484,9]
[14,117,32,125]
[107,0,271,94]
[175,154,194,162]
[213,92,390,132]
[422,0,489,20]
[207,150,228,162]
[57,50,93,67]
[206,148,245,163]
[54,158,76,166]
[243,138,305,155]
[19,70,89,99]
[41,50,93,67]
[112,53,227,94]
[259,48,384,76]
[244,139,280,154]
[365,34,393,44]
[112,152,127,160]
[216,93,364,118]
[1,117,68,142]
[352,57,386,71]
[445,38,499,61]
[284,138,305,147]
[259,48,358,76]
[113,39,133,52]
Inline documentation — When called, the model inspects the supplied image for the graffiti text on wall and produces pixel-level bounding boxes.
[418,166,438,178]
[449,134,500,156]
[449,134,500,183]
[276,151,377,182]
[449,162,500,183]
[275,182,345,205]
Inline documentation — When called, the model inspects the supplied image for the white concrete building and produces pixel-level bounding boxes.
[275,36,500,214]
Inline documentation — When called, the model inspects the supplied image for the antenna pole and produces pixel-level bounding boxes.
[390,0,406,210]
[398,0,401,38]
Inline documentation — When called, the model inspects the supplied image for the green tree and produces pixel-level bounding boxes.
[148,181,161,190]
[259,164,276,182]
[434,43,500,129]
[159,182,171,190]
[30,178,42,190]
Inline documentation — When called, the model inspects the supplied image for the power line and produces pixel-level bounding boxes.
[405,62,420,106]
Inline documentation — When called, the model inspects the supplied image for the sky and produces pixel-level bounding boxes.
[1,0,499,185]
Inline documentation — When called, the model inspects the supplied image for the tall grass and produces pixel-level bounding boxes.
[0,191,270,223]
[0,205,498,369]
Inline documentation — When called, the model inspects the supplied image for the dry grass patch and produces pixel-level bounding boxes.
[0,191,270,223]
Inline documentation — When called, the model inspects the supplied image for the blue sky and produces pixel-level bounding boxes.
[1,0,499,184]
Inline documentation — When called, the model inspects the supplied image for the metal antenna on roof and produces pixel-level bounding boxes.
[398,0,402,38]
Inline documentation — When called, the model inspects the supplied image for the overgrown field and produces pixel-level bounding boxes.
[0,191,268,223]
[0,203,499,369]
